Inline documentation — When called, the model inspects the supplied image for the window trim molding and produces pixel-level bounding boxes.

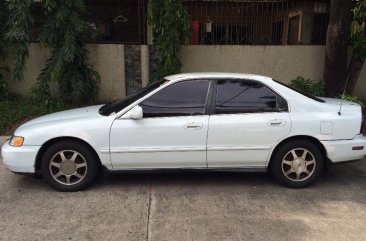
[287,11,303,45]
[116,77,289,120]
[210,78,289,115]
[136,79,214,119]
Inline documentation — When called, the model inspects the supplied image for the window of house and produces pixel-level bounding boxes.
[183,0,330,46]
[29,0,147,44]
[311,13,329,44]
[272,20,283,45]
[214,79,287,114]
[288,14,301,45]
[140,80,210,118]
[86,0,147,44]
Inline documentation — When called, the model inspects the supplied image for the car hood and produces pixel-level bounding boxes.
[20,105,104,128]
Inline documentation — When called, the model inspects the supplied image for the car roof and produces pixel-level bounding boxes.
[164,72,273,83]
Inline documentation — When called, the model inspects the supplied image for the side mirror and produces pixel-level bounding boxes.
[121,105,143,120]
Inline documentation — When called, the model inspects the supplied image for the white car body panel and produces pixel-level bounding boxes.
[2,105,115,169]
[1,72,366,174]
[321,135,366,162]
[207,112,291,168]
[2,143,40,173]
[109,116,209,168]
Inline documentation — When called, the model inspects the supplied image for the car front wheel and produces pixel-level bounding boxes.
[270,140,324,188]
[40,141,100,191]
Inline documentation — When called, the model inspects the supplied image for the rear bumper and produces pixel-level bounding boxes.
[321,134,366,163]
[1,140,40,173]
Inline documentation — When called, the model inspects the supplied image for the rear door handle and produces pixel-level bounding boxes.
[184,122,203,130]
[268,119,286,126]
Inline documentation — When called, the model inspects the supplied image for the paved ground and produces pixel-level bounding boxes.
[1,137,366,241]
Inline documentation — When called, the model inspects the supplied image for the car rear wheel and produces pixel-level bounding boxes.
[41,141,100,191]
[270,140,324,188]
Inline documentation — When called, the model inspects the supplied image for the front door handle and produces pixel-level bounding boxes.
[184,122,203,130]
[268,119,286,126]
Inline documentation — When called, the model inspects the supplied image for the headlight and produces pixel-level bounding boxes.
[9,136,24,147]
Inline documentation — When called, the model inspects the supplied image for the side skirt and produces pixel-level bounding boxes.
[103,167,268,174]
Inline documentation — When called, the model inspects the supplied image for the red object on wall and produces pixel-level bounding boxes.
[190,20,199,44]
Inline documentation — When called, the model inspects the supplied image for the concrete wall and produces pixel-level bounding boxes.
[4,43,126,102]
[87,44,125,102]
[178,45,366,102]
[3,44,366,103]
[6,44,51,96]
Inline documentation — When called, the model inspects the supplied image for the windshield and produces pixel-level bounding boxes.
[273,80,325,103]
[99,79,167,116]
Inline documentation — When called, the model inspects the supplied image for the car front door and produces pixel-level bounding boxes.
[207,79,291,168]
[110,79,212,169]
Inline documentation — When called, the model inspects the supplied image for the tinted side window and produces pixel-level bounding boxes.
[215,79,285,114]
[140,80,210,118]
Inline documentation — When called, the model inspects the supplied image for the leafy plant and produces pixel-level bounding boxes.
[0,0,8,59]
[290,76,325,97]
[0,93,81,135]
[350,0,366,61]
[290,77,364,108]
[32,0,100,104]
[0,66,10,99]
[148,0,191,81]
[345,0,366,94]
[2,0,100,103]
[0,0,9,98]
[338,94,365,108]
[5,0,33,82]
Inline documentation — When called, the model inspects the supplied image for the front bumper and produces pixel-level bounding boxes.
[1,140,40,173]
[321,134,366,163]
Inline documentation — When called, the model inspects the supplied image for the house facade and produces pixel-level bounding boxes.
[5,0,366,102]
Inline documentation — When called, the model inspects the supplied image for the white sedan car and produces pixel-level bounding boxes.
[2,73,366,191]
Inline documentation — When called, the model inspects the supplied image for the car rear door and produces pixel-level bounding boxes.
[207,79,291,168]
[110,79,212,169]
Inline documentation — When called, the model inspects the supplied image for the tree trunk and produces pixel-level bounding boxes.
[324,0,352,97]
[346,20,366,95]
[346,55,365,94]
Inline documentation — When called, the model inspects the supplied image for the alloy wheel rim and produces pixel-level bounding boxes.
[49,150,88,186]
[281,148,316,182]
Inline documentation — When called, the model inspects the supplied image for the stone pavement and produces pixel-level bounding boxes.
[1,137,366,241]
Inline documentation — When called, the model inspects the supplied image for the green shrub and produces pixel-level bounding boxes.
[148,0,191,81]
[338,94,365,108]
[33,0,100,104]
[290,76,365,108]
[3,0,100,104]
[0,93,80,135]
[0,66,9,99]
[0,0,9,99]
[289,76,325,97]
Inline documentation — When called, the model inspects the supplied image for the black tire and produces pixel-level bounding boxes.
[270,140,324,188]
[40,141,100,191]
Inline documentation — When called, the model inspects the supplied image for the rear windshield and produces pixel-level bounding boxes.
[273,80,325,103]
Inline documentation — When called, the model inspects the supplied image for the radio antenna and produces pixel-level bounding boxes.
[338,72,351,116]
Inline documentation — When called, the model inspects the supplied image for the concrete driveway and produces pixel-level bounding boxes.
[1,137,366,241]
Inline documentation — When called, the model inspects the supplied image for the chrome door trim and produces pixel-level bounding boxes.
[102,147,206,154]
[207,146,271,151]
